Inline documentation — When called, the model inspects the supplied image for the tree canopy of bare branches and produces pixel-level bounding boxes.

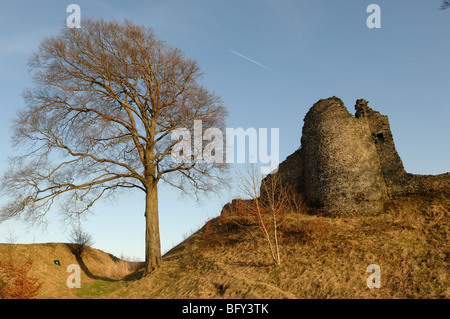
[441,1,450,10]
[67,226,94,257]
[0,19,227,275]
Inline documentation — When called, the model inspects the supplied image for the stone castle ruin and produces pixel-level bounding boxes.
[271,97,449,217]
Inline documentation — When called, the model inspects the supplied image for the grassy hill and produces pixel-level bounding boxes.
[0,192,448,299]
[0,242,142,298]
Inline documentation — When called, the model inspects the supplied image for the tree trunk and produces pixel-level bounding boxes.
[143,183,161,276]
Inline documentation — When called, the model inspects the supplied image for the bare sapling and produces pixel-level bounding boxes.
[237,165,288,266]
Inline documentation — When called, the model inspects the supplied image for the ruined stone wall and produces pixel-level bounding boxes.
[355,99,406,179]
[275,148,303,194]
[300,97,388,216]
[267,96,450,217]
[354,99,407,197]
[355,99,450,197]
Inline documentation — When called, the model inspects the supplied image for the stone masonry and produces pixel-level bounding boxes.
[270,97,450,217]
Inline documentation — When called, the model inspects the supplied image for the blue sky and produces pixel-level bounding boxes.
[0,0,449,260]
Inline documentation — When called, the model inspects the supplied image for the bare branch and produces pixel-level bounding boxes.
[1,19,228,273]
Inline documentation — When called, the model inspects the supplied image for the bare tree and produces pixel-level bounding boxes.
[67,225,94,257]
[441,1,450,10]
[237,165,286,266]
[0,19,227,276]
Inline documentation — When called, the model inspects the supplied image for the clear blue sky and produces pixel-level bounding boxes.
[0,0,449,260]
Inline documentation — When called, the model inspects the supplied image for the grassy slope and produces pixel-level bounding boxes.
[1,192,448,299]
[0,243,141,298]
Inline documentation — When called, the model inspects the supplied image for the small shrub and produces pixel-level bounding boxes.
[201,218,232,249]
[0,252,42,299]
[201,220,214,241]
[67,226,94,257]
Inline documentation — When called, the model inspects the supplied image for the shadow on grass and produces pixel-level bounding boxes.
[65,244,144,282]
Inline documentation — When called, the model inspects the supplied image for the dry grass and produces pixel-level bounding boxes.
[114,192,449,299]
[0,243,140,298]
[102,259,143,279]
[0,192,448,299]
